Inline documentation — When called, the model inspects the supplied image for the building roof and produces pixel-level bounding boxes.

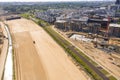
[109,23,120,28]
[56,20,67,23]
[72,18,88,22]
[103,18,109,21]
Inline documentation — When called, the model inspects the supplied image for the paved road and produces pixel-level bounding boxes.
[3,25,13,80]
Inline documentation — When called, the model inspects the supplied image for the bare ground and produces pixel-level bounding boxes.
[53,26,120,79]
[6,18,88,80]
[0,22,8,79]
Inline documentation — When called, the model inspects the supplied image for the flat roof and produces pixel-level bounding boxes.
[109,23,120,28]
[56,20,67,23]
[72,17,88,22]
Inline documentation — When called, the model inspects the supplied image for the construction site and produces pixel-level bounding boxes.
[0,0,120,79]
[55,18,120,54]
[54,18,120,79]
[0,14,93,80]
[0,2,120,79]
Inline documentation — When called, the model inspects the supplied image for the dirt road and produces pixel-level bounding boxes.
[0,22,8,80]
[6,18,88,80]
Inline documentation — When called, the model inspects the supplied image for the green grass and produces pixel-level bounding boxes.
[12,49,16,80]
[1,71,4,80]
[74,48,98,66]
[109,76,117,80]
[100,69,109,75]
[20,13,30,19]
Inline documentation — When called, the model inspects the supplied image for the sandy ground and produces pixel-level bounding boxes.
[53,26,120,79]
[73,41,120,78]
[0,22,8,79]
[6,18,88,80]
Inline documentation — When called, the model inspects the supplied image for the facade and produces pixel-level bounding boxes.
[88,18,108,28]
[88,23,101,34]
[109,24,120,37]
[55,19,101,34]
[55,20,68,31]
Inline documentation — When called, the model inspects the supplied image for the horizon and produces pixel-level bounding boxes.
[0,0,115,2]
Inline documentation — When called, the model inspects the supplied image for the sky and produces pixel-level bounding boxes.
[0,0,115,2]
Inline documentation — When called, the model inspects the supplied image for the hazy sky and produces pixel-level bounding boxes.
[0,0,115,2]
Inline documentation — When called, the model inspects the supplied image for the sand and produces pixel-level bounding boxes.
[52,26,120,79]
[6,18,88,80]
[0,22,8,79]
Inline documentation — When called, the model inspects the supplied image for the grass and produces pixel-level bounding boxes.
[12,49,16,80]
[20,13,30,19]
[101,69,109,75]
[75,48,98,66]
[1,71,4,80]
[108,76,117,80]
